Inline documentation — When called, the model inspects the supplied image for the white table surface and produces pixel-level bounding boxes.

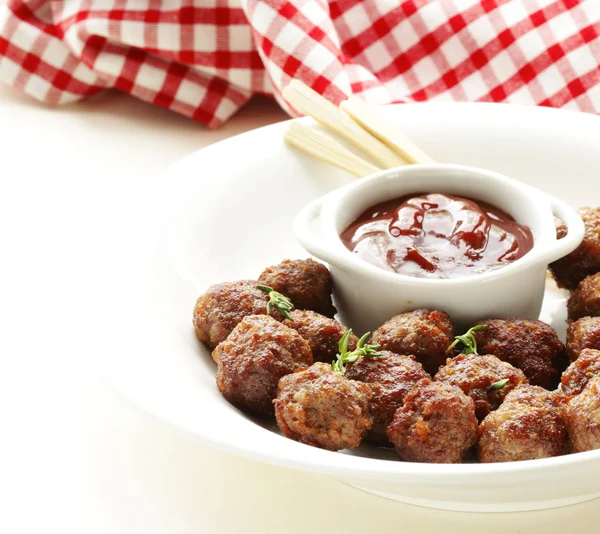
[2,84,599,533]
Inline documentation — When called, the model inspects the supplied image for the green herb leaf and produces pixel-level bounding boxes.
[488,378,509,392]
[447,324,487,356]
[332,330,383,375]
[257,285,294,320]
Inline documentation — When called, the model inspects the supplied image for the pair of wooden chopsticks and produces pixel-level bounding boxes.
[282,81,434,177]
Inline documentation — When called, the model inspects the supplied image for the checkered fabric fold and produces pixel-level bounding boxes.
[1,1,599,127]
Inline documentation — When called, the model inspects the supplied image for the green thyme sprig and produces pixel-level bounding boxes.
[488,378,509,392]
[257,285,294,320]
[332,330,383,375]
[446,324,487,355]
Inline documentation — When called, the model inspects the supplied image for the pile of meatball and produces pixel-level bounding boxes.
[192,206,600,463]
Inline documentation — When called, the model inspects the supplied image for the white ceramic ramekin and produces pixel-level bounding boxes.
[294,164,584,332]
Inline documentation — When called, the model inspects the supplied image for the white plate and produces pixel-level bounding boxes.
[96,103,600,512]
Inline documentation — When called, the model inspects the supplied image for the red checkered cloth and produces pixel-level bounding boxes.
[1,1,600,128]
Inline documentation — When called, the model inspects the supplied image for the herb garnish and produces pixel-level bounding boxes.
[488,378,509,392]
[256,285,294,320]
[446,324,487,355]
[332,330,382,375]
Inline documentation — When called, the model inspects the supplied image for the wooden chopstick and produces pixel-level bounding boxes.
[282,80,407,169]
[284,122,381,177]
[340,96,435,164]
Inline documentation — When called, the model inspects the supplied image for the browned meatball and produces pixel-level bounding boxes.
[478,385,568,463]
[193,280,283,349]
[345,351,430,443]
[473,318,566,389]
[566,316,600,362]
[283,310,357,364]
[371,309,454,375]
[555,216,568,240]
[550,207,600,290]
[435,354,528,421]
[215,315,312,417]
[258,259,336,317]
[274,362,372,451]
[565,375,600,452]
[568,273,600,321]
[386,378,478,463]
[561,349,600,396]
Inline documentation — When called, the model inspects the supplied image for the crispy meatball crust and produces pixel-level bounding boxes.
[478,385,568,463]
[274,362,372,451]
[215,315,312,418]
[565,375,600,452]
[567,273,600,321]
[561,349,600,396]
[386,378,478,463]
[566,316,600,362]
[473,318,566,389]
[258,259,336,317]
[193,280,282,350]
[434,354,528,421]
[550,207,600,290]
[555,217,568,240]
[371,309,454,375]
[345,351,430,443]
[283,310,357,364]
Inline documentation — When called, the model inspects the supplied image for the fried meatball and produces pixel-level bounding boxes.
[555,216,568,240]
[566,316,600,362]
[473,318,566,389]
[345,351,430,443]
[258,259,336,317]
[386,378,478,463]
[283,310,357,364]
[565,375,600,452]
[434,354,528,421]
[561,349,600,396]
[215,315,312,417]
[550,207,600,290]
[274,362,372,451]
[567,273,600,321]
[478,385,568,463]
[371,309,454,375]
[193,280,282,349]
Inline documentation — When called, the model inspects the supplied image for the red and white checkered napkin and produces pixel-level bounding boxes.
[1,1,600,128]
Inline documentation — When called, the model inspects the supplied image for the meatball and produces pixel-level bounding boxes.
[371,309,454,375]
[386,378,478,463]
[565,375,600,452]
[473,318,566,389]
[478,385,568,463]
[274,362,372,451]
[345,351,430,443]
[566,316,600,362]
[550,207,600,290]
[283,310,358,364]
[258,259,336,317]
[567,273,600,321]
[561,349,600,396]
[193,280,282,349]
[555,216,568,240]
[215,315,312,417]
[434,354,528,421]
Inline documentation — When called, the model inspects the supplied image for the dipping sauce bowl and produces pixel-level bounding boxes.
[294,164,585,333]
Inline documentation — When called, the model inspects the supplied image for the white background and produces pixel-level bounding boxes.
[1,84,599,533]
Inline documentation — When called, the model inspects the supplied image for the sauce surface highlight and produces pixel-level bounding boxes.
[340,193,534,279]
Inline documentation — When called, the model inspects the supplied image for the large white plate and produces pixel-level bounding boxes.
[96,103,600,512]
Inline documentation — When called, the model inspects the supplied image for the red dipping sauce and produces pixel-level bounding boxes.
[340,193,534,279]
